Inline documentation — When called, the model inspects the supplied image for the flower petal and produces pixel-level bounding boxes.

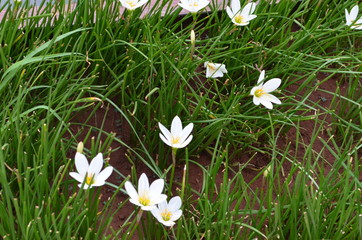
[151,208,161,219]
[350,5,359,21]
[179,123,194,143]
[171,209,183,221]
[75,152,89,176]
[129,198,144,207]
[345,9,351,25]
[226,6,234,19]
[149,179,165,196]
[88,153,104,175]
[241,2,256,16]
[157,200,168,211]
[265,93,281,104]
[354,17,362,29]
[253,96,261,106]
[170,116,183,136]
[150,194,168,205]
[137,0,148,7]
[138,173,150,193]
[158,122,171,141]
[91,180,106,187]
[179,135,193,148]
[259,98,273,109]
[79,183,91,189]
[245,15,257,22]
[231,0,240,13]
[141,205,157,211]
[95,166,113,183]
[161,220,175,227]
[198,0,210,10]
[168,196,182,212]
[210,69,224,78]
[125,181,139,200]
[257,70,265,84]
[69,172,84,183]
[250,86,259,96]
[262,78,281,93]
[220,64,228,73]
[160,133,172,147]
[206,66,215,78]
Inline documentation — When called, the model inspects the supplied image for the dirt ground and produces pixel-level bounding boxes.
[67,71,360,236]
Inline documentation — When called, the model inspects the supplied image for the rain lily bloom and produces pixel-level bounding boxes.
[226,0,257,26]
[204,62,228,78]
[151,196,183,227]
[125,173,167,211]
[250,70,281,109]
[69,152,113,189]
[158,116,193,149]
[178,0,210,14]
[345,5,362,30]
[119,0,148,10]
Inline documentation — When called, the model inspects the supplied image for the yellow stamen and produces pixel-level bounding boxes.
[139,195,151,206]
[161,210,172,221]
[85,173,95,185]
[234,15,245,24]
[254,89,265,98]
[207,63,216,70]
[126,0,136,8]
[171,136,180,145]
[190,1,199,7]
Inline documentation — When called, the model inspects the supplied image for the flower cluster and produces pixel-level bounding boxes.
[125,173,182,227]
[66,0,359,234]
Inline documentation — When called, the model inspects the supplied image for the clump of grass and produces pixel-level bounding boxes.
[0,0,361,239]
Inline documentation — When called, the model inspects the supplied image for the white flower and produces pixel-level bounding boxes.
[226,0,257,26]
[158,116,193,149]
[125,173,167,211]
[178,0,210,13]
[69,152,113,189]
[250,70,281,109]
[204,62,228,78]
[345,5,362,30]
[151,196,183,227]
[119,0,148,10]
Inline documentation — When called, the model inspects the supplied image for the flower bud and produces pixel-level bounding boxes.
[190,30,196,58]
[263,165,271,178]
[191,30,195,45]
[77,142,84,153]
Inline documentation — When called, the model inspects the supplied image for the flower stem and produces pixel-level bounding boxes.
[168,148,177,196]
[180,148,189,201]
[127,209,143,239]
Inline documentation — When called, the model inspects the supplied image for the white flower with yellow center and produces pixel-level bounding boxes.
[119,0,148,10]
[125,173,167,211]
[250,70,281,109]
[69,152,113,189]
[151,196,183,227]
[204,62,228,78]
[158,116,193,149]
[178,0,210,13]
[226,0,257,26]
[345,5,362,30]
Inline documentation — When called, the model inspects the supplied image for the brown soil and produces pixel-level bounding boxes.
[67,73,360,238]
